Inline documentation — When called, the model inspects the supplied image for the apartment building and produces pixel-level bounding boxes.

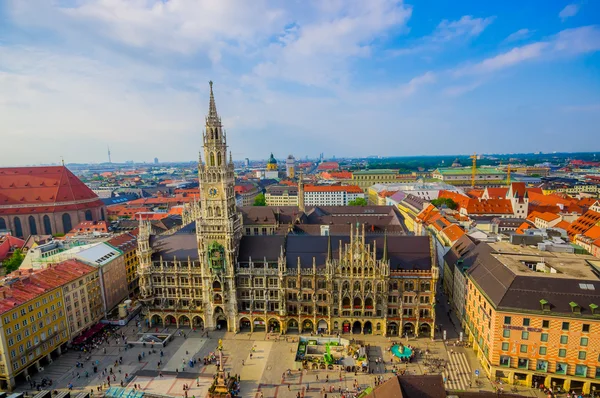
[457,241,600,395]
[303,185,364,206]
[0,271,69,390]
[107,231,139,296]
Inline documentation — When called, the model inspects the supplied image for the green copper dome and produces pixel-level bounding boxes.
[268,153,277,164]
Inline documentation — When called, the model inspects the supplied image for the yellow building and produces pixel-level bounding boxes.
[352,169,399,192]
[265,185,298,206]
[108,232,140,295]
[0,269,70,390]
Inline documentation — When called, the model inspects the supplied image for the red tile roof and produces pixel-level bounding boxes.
[465,199,513,215]
[107,231,138,252]
[0,235,25,262]
[0,260,96,315]
[535,212,561,222]
[0,166,104,215]
[516,221,535,234]
[555,220,571,230]
[584,226,600,240]
[441,224,465,243]
[317,162,340,171]
[438,190,470,209]
[567,209,600,240]
[485,187,508,199]
[66,221,109,236]
[321,171,353,180]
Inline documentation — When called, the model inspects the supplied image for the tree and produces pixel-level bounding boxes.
[349,197,368,206]
[430,197,458,210]
[253,193,266,206]
[2,249,24,274]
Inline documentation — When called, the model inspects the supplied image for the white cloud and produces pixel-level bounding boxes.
[252,0,412,87]
[434,15,495,42]
[505,28,534,43]
[454,25,600,76]
[559,4,580,21]
[387,14,494,57]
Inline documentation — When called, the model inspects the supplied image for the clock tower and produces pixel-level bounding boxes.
[197,81,242,331]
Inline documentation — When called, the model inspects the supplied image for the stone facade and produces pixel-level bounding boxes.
[136,83,438,338]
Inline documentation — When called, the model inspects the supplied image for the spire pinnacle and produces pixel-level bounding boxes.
[327,233,332,261]
[208,80,218,123]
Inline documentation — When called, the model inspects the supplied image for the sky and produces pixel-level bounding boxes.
[0,0,599,165]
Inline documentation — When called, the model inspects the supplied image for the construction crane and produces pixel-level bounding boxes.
[470,153,477,187]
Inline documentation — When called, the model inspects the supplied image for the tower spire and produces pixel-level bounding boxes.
[208,80,218,123]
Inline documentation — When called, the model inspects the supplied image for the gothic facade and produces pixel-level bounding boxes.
[137,83,438,337]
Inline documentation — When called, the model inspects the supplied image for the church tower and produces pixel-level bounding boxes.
[197,81,241,331]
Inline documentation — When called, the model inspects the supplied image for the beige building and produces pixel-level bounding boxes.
[265,185,299,206]
[352,170,399,192]
[57,260,104,338]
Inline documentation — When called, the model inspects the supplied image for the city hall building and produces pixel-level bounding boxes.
[137,83,439,337]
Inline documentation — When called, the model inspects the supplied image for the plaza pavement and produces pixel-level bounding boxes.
[14,293,550,398]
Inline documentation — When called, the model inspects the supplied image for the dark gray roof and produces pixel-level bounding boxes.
[151,222,198,261]
[466,243,600,315]
[465,243,514,306]
[238,235,285,262]
[284,235,431,270]
[443,234,479,272]
[266,185,298,196]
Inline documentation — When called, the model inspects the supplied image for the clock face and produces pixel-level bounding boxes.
[209,187,218,197]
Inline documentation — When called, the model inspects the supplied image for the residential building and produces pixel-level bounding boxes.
[107,231,139,296]
[394,194,429,233]
[0,166,107,238]
[65,220,109,237]
[52,260,103,340]
[136,83,438,339]
[317,162,339,171]
[265,185,298,206]
[352,169,399,192]
[432,167,506,186]
[303,185,364,206]
[0,270,69,390]
[460,241,600,394]
[234,183,260,206]
[73,243,128,315]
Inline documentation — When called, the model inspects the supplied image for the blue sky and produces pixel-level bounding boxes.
[0,0,599,165]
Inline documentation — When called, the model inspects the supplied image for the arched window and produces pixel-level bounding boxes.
[215,207,221,217]
[0,217,6,230]
[217,152,222,166]
[365,282,372,292]
[14,217,23,237]
[214,128,219,140]
[62,213,72,233]
[353,281,361,291]
[28,216,37,235]
[100,208,105,221]
[43,215,52,235]
[84,210,93,221]
[209,152,215,167]
[207,207,213,217]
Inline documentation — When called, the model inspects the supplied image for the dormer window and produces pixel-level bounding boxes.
[540,299,550,312]
[569,301,581,315]
[590,303,598,315]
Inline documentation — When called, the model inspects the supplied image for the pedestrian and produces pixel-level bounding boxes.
[288,384,291,391]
